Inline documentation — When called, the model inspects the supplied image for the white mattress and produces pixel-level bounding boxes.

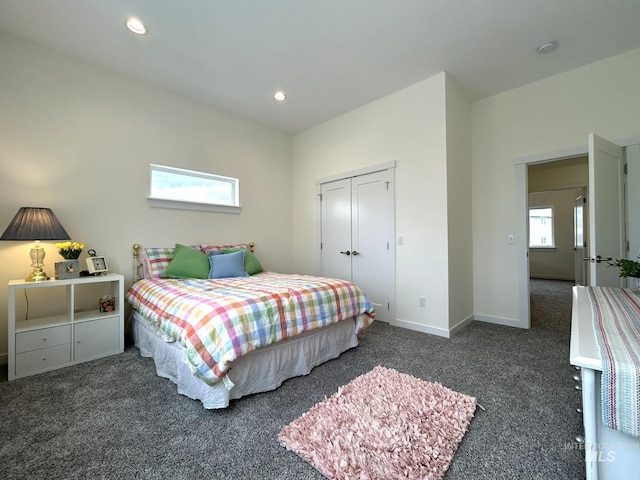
[131,312,359,408]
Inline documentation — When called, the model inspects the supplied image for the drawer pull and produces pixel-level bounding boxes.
[573,374,581,382]
[575,385,582,391]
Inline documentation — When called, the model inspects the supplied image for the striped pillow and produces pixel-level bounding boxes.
[144,245,201,278]
[200,243,251,255]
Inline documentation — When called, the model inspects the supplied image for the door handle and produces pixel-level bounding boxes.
[340,250,351,255]
[351,250,360,256]
[583,256,613,263]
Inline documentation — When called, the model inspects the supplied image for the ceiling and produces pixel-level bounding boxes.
[1,1,639,135]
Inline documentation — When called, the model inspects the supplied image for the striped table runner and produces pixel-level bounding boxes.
[587,287,640,437]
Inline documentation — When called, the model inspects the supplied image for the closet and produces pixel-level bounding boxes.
[319,167,394,323]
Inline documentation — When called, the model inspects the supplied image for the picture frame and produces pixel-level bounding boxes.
[99,295,116,312]
[86,256,109,274]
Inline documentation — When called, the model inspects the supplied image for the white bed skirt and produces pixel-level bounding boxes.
[131,312,359,409]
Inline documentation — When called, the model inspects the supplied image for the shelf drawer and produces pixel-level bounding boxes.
[15,343,71,376]
[15,325,71,353]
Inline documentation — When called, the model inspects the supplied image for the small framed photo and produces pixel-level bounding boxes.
[99,295,116,312]
[86,256,109,274]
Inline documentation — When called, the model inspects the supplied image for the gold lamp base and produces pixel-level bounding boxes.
[26,268,49,282]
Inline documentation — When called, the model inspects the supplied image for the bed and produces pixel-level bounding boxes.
[126,242,375,408]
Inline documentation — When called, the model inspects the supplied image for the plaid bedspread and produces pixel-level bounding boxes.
[587,287,640,437]
[126,272,375,385]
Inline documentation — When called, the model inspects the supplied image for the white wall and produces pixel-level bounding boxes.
[0,32,293,359]
[4,31,639,360]
[292,72,473,337]
[445,76,473,331]
[528,157,588,192]
[472,47,640,324]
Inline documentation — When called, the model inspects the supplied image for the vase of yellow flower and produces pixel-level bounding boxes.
[54,241,85,279]
[55,241,85,259]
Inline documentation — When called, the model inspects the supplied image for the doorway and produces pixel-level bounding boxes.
[516,134,633,328]
[526,158,588,327]
[527,158,588,282]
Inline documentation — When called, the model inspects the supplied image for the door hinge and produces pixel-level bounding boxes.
[320,242,323,250]
[387,241,389,250]
[385,181,390,191]
[624,163,628,175]
[318,193,323,201]
[583,196,586,204]
[387,302,390,311]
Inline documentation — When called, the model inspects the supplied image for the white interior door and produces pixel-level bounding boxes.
[588,134,625,287]
[574,190,588,286]
[351,170,392,322]
[320,178,352,282]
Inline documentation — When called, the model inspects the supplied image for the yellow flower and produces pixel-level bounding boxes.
[56,240,85,259]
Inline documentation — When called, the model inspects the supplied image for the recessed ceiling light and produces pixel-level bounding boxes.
[273,91,287,101]
[125,17,148,35]
[536,41,557,54]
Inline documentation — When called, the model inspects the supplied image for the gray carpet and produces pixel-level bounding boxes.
[0,279,585,479]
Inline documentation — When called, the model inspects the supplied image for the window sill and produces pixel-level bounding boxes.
[530,247,557,252]
[147,197,241,214]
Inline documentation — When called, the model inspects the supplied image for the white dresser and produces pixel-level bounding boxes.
[7,273,124,380]
[570,286,640,480]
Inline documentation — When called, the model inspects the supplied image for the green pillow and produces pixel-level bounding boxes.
[221,248,263,275]
[161,244,210,279]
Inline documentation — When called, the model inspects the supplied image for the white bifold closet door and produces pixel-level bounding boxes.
[320,169,394,323]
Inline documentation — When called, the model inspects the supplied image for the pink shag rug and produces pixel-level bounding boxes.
[278,366,477,480]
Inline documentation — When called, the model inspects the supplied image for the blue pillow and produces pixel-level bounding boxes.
[209,250,249,279]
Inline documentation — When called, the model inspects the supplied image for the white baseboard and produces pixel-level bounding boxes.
[388,314,477,338]
[390,318,451,338]
[530,275,575,281]
[474,314,525,328]
[450,314,475,335]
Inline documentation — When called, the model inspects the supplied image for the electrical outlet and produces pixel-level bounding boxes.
[418,296,426,308]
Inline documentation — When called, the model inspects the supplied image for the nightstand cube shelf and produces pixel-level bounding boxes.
[7,273,124,380]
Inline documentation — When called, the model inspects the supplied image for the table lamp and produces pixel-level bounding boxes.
[1,207,71,281]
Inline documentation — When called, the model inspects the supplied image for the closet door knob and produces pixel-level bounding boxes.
[340,250,351,255]
[351,250,360,256]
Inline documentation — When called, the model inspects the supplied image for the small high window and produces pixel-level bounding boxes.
[529,206,554,248]
[148,164,240,213]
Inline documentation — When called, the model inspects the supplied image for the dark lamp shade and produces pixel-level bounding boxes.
[0,207,71,241]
